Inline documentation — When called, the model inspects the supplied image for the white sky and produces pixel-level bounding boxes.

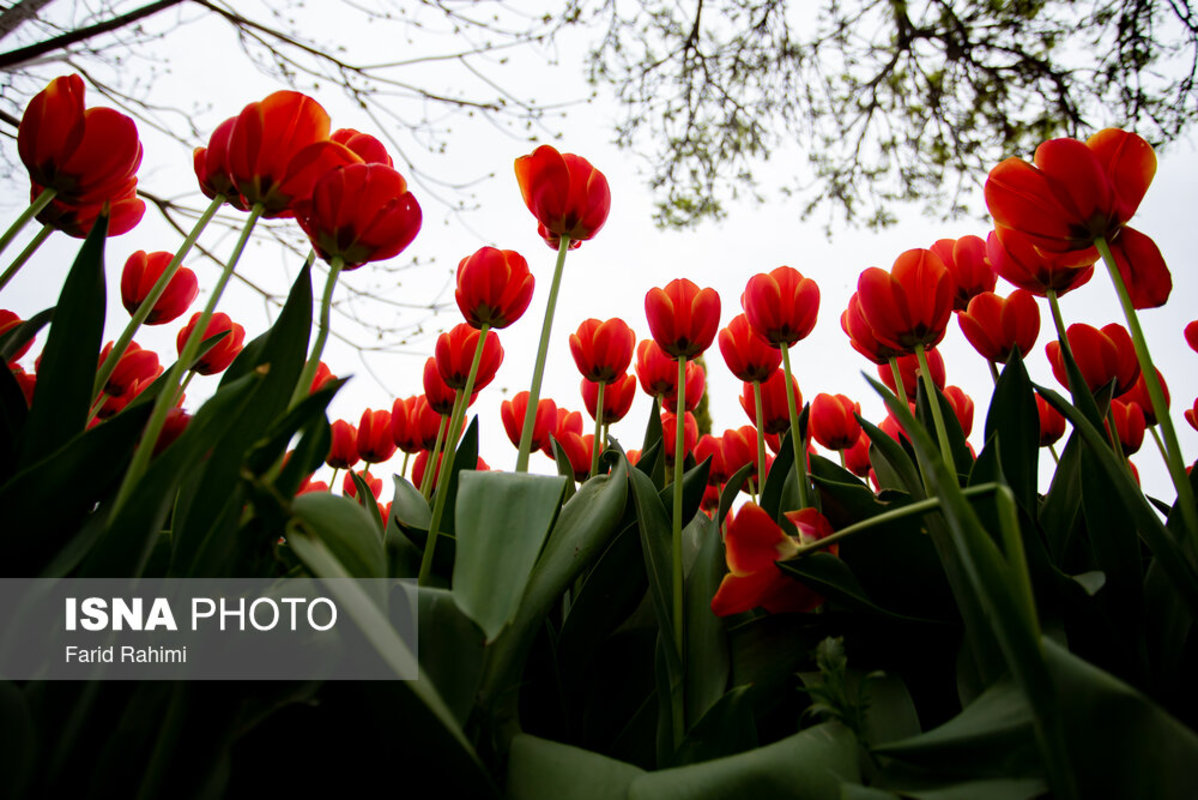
[2,2,1195,501]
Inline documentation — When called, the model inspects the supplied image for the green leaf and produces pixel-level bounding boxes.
[289,492,386,579]
[0,306,52,362]
[684,511,729,727]
[385,475,427,578]
[759,429,794,517]
[437,415,479,538]
[417,586,486,726]
[18,216,108,467]
[0,363,28,481]
[348,469,386,532]
[452,470,567,642]
[718,462,754,525]
[640,397,666,487]
[627,721,860,799]
[779,553,941,624]
[629,466,681,673]
[862,672,922,747]
[507,733,645,800]
[859,415,924,498]
[550,434,579,501]
[675,685,756,766]
[657,453,710,528]
[981,352,1039,514]
[0,681,33,798]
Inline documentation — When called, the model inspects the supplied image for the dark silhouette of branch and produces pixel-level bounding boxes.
[0,0,188,69]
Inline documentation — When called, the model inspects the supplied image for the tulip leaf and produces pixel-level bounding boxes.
[685,511,730,727]
[243,378,343,479]
[981,351,1039,514]
[417,586,487,726]
[436,415,478,539]
[452,470,567,642]
[348,469,386,533]
[627,721,860,799]
[507,733,645,800]
[17,215,107,468]
[779,553,941,624]
[657,453,711,529]
[0,681,33,798]
[718,461,754,525]
[549,434,578,500]
[276,411,332,499]
[385,476,427,577]
[630,465,682,673]
[858,413,924,499]
[914,380,973,478]
[289,491,386,579]
[641,397,666,487]
[0,362,27,482]
[759,430,794,517]
[675,685,757,766]
[0,306,53,362]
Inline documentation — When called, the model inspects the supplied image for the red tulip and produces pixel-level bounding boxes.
[1046,322,1139,395]
[343,469,382,500]
[514,145,611,242]
[720,426,757,483]
[501,391,557,452]
[843,429,872,477]
[298,481,330,496]
[423,358,460,415]
[582,373,636,424]
[856,249,954,353]
[120,250,198,325]
[543,408,585,458]
[985,129,1155,254]
[711,504,831,616]
[570,317,636,382]
[176,312,245,375]
[929,235,996,311]
[18,74,143,205]
[193,117,246,209]
[297,162,421,267]
[33,182,144,238]
[1118,367,1169,427]
[635,339,677,399]
[661,411,699,466]
[326,420,359,469]
[741,371,802,435]
[985,230,1095,298]
[741,266,820,347]
[695,434,727,485]
[309,361,337,395]
[331,128,393,166]
[357,408,396,464]
[435,323,503,391]
[841,292,904,365]
[456,247,535,329]
[100,340,160,397]
[1186,398,1198,433]
[665,360,706,413]
[645,279,721,360]
[414,396,445,450]
[1106,399,1145,456]
[718,314,782,383]
[0,310,34,363]
[390,396,420,455]
[1186,321,1198,354]
[1105,227,1171,309]
[957,289,1040,364]
[809,393,861,451]
[226,90,362,217]
[701,484,721,516]
[554,431,595,481]
[152,408,191,457]
[1036,393,1067,447]
[944,386,975,438]
[878,349,946,402]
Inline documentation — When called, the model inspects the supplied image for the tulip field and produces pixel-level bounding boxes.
[2,75,1198,798]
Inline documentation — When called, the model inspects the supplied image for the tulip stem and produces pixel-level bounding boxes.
[420,324,490,586]
[779,345,810,509]
[1044,290,1078,388]
[292,252,339,407]
[590,381,605,477]
[988,360,1001,386]
[887,356,908,408]
[1094,235,1197,543]
[0,185,56,265]
[671,354,687,746]
[330,467,340,492]
[112,203,263,518]
[401,451,411,480]
[752,380,768,499]
[0,223,51,294]
[421,415,449,498]
[516,235,570,472]
[1048,443,1060,465]
[1150,427,1169,472]
[915,344,956,478]
[95,194,224,402]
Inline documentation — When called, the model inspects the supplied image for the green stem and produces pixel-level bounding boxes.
[0,185,56,264]
[1094,235,1197,542]
[915,343,957,477]
[176,370,195,406]
[1045,290,1078,388]
[752,380,767,496]
[330,467,340,492]
[995,483,1039,634]
[400,450,410,480]
[887,356,908,408]
[1048,443,1061,465]
[838,449,847,471]
[988,360,1001,386]
[516,235,570,472]
[292,253,342,406]
[779,345,810,509]
[112,203,263,516]
[1150,426,1169,472]
[590,380,605,477]
[421,414,450,498]
[671,355,686,747]
[420,324,490,586]
[0,223,51,293]
[94,194,223,401]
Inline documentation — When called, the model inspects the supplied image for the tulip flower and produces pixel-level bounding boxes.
[176,312,245,375]
[1046,322,1140,396]
[326,420,359,470]
[929,235,996,311]
[0,310,33,363]
[570,317,636,383]
[741,266,820,347]
[843,429,873,478]
[855,249,954,353]
[193,117,245,209]
[985,129,1155,254]
[664,360,706,413]
[718,314,782,383]
[357,408,397,464]
[645,278,721,360]
[501,391,557,453]
[33,183,145,238]
[435,323,503,391]
[309,362,337,395]
[297,162,422,268]
[635,339,680,399]
[694,434,728,486]
[740,371,801,436]
[582,373,636,424]
[390,396,421,455]
[343,469,382,500]
[957,290,1040,367]
[809,394,862,451]
[1186,321,1198,355]
[121,250,198,325]
[100,341,160,398]
[1104,227,1171,310]
[331,128,393,166]
[1036,393,1068,448]
[1118,368,1169,427]
[711,504,831,616]
[841,292,905,365]
[553,431,595,481]
[985,230,1095,298]
[543,408,585,458]
[661,411,698,466]
[720,426,758,485]
[298,481,330,496]
[878,350,945,402]
[456,247,535,329]
[514,144,611,243]
[1106,399,1146,456]
[1186,398,1198,433]
[422,358,460,416]
[944,386,975,438]
[151,407,191,457]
